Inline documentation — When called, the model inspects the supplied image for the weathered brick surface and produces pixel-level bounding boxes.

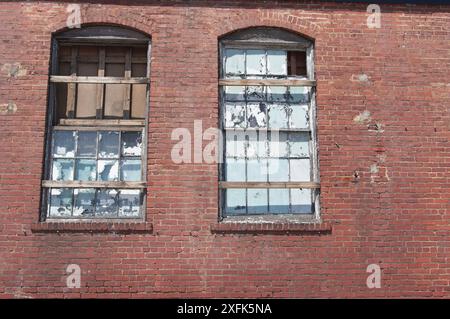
[0,1,449,298]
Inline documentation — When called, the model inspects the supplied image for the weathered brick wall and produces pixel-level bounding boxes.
[0,0,449,298]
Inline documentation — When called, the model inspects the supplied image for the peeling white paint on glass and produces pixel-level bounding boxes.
[224,102,246,128]
[289,104,309,129]
[247,103,266,128]
[53,131,76,158]
[118,190,141,217]
[97,160,119,181]
[289,133,310,158]
[225,49,245,76]
[75,159,96,181]
[120,160,141,181]
[267,50,287,76]
[122,132,142,157]
[98,131,120,158]
[73,188,95,217]
[246,50,266,75]
[52,159,74,181]
[96,189,118,216]
[49,188,73,217]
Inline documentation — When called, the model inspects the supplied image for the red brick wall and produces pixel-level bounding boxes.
[0,0,449,298]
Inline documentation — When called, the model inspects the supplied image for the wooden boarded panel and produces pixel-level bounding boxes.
[131,84,147,119]
[76,84,98,118]
[104,84,125,118]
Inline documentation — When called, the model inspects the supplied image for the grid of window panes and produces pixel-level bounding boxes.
[46,130,144,218]
[222,48,315,216]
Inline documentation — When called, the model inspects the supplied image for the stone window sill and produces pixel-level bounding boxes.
[30,221,153,234]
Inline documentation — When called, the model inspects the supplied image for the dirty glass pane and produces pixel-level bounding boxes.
[289,104,309,129]
[224,189,246,215]
[53,131,76,158]
[118,190,142,217]
[268,104,289,129]
[246,50,266,76]
[247,188,268,214]
[246,86,265,101]
[247,132,268,158]
[267,86,287,102]
[224,86,245,101]
[269,189,290,214]
[97,160,119,181]
[288,86,310,103]
[267,50,287,76]
[247,103,267,128]
[290,159,311,181]
[225,131,246,158]
[225,158,246,182]
[291,189,313,214]
[98,131,120,158]
[120,159,141,181]
[269,132,288,158]
[225,49,245,76]
[247,158,268,182]
[224,102,246,128]
[73,188,95,217]
[75,159,96,181]
[96,189,118,217]
[49,188,73,217]
[77,131,97,157]
[52,159,74,181]
[289,133,310,158]
[122,131,142,157]
[268,158,289,182]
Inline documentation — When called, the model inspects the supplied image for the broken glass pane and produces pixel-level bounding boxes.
[49,188,73,217]
[246,86,265,101]
[122,131,142,157]
[246,50,266,76]
[77,131,97,157]
[268,104,289,129]
[224,102,246,128]
[288,86,310,103]
[225,158,246,182]
[269,132,288,158]
[267,86,287,102]
[269,189,290,214]
[289,133,310,158]
[97,160,119,181]
[247,188,268,214]
[225,131,246,158]
[291,188,313,214]
[73,188,95,217]
[52,159,74,181]
[224,86,245,101]
[53,131,76,158]
[224,189,246,215]
[75,159,96,181]
[121,159,141,181]
[96,189,118,217]
[289,104,309,129]
[247,158,268,182]
[98,131,120,158]
[119,190,142,217]
[290,159,311,181]
[267,50,287,76]
[247,103,267,128]
[268,158,289,182]
[225,49,245,76]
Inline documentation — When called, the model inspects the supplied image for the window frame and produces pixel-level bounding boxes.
[40,26,151,221]
[218,28,320,221]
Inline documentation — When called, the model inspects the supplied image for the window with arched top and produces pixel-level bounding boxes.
[218,27,320,220]
[41,25,151,220]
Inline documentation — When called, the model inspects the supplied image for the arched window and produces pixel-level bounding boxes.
[219,27,320,219]
[41,25,151,220]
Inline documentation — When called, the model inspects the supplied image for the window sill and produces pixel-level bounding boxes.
[30,221,153,234]
[210,221,332,235]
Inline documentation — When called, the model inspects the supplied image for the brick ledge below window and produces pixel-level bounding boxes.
[210,222,332,235]
[31,222,153,234]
